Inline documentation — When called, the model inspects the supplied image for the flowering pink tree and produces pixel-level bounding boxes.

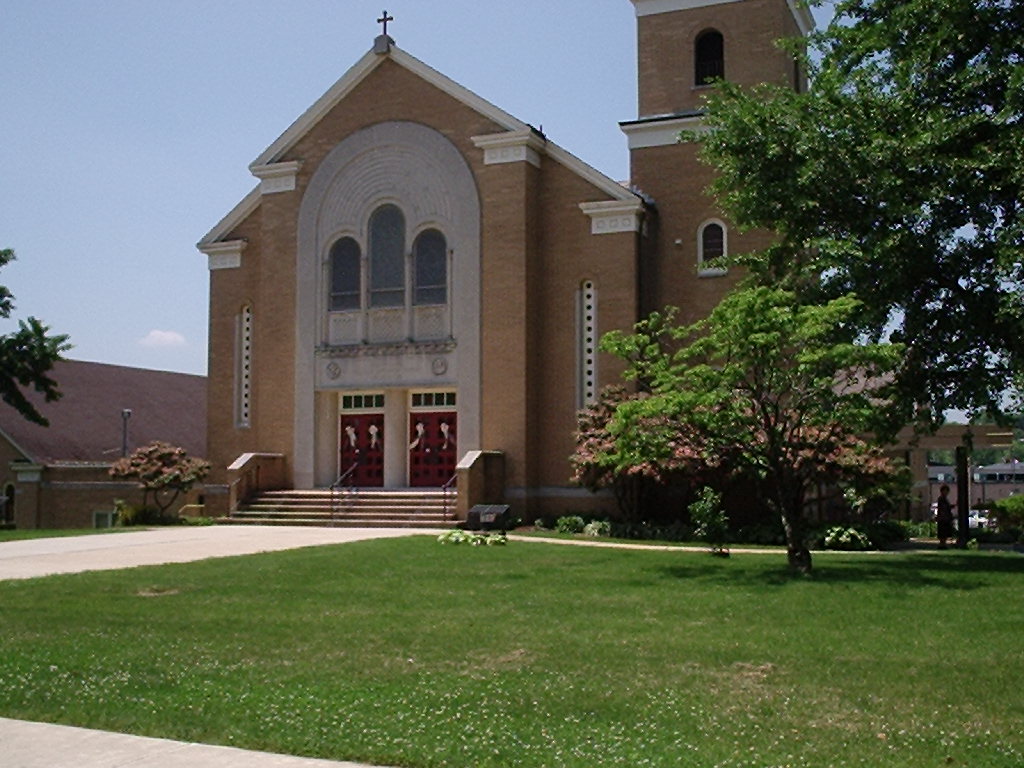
[109,441,210,516]
[571,385,717,520]
[601,288,906,573]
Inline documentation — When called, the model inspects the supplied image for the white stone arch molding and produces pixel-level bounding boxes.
[295,120,482,489]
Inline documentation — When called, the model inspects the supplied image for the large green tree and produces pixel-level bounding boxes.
[695,0,1024,428]
[601,287,904,573]
[0,248,69,425]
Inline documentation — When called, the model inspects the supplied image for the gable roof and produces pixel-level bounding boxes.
[0,360,207,465]
[199,43,637,249]
[250,45,530,170]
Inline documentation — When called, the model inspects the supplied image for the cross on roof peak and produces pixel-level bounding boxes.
[377,10,394,36]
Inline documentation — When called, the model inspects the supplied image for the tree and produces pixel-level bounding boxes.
[0,248,70,425]
[694,0,1024,428]
[571,385,712,520]
[109,441,211,517]
[601,287,904,573]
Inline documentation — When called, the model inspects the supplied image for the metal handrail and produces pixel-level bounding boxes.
[330,462,360,524]
[441,472,457,521]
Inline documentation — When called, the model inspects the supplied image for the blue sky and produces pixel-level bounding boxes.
[1,1,826,376]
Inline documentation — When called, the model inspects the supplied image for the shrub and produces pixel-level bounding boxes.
[902,520,937,538]
[114,499,175,527]
[689,487,729,555]
[583,520,611,537]
[863,519,910,549]
[734,521,786,545]
[438,530,507,546]
[992,495,1024,540]
[822,526,872,551]
[971,528,1019,544]
[555,515,586,534]
[609,519,695,542]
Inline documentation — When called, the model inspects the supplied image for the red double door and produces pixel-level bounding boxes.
[338,414,384,487]
[339,411,457,487]
[408,411,457,487]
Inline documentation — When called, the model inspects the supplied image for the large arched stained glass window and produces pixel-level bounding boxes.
[695,30,724,86]
[329,237,361,311]
[369,204,405,308]
[413,229,447,306]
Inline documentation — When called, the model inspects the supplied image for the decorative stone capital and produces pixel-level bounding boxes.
[199,239,247,271]
[250,161,302,194]
[579,200,644,235]
[471,129,545,168]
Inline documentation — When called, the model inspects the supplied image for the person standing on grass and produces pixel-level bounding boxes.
[936,484,955,549]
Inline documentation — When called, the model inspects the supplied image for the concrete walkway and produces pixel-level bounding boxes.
[0,525,436,581]
[0,717,397,768]
[0,525,434,767]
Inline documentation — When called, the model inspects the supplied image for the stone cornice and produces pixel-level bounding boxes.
[620,114,708,149]
[250,161,302,194]
[198,239,247,271]
[471,130,546,168]
[316,340,457,358]
[11,462,43,482]
[630,0,815,36]
[579,200,645,235]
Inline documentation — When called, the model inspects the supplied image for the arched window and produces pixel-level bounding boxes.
[413,229,447,306]
[329,237,361,311]
[698,221,727,275]
[369,204,406,308]
[695,30,724,86]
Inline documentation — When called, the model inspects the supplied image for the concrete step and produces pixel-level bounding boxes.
[222,488,458,528]
[219,514,450,529]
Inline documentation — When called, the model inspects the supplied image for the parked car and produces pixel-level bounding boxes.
[968,510,990,529]
[929,505,990,528]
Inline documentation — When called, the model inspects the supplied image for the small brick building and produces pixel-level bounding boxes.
[197,0,812,519]
[0,360,206,528]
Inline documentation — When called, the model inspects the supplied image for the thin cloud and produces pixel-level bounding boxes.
[139,329,187,348]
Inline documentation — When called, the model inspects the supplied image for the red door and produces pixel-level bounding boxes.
[408,412,457,487]
[339,413,384,487]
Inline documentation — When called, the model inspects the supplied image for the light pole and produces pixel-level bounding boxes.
[121,409,132,457]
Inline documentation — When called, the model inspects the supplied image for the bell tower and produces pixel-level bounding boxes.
[622,0,813,321]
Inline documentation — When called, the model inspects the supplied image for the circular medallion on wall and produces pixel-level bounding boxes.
[326,362,342,380]
[431,357,448,376]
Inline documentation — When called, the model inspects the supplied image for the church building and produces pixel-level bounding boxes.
[197,0,813,519]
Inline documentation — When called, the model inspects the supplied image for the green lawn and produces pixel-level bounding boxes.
[1,537,1021,767]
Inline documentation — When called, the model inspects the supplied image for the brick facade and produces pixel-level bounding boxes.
[199,0,809,519]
